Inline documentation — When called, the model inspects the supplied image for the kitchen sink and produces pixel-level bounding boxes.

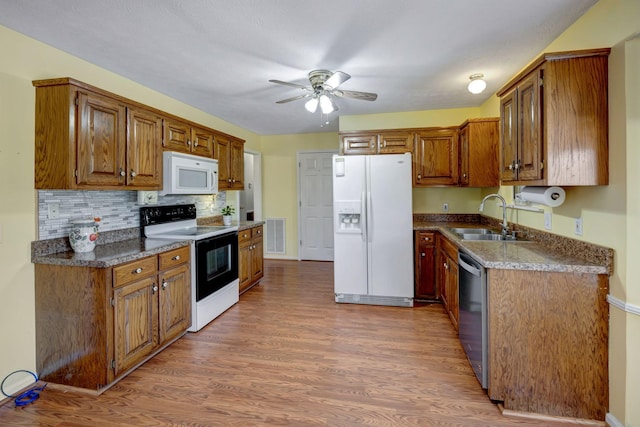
[448,227,498,235]
[460,233,517,241]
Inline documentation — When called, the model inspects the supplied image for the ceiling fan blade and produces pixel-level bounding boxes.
[269,79,312,91]
[334,89,378,101]
[275,94,312,104]
[323,71,350,89]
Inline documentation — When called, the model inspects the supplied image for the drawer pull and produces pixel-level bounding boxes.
[134,267,143,274]
[172,255,181,261]
[424,237,430,241]
[162,280,168,289]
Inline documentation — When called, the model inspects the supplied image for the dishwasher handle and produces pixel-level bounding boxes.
[458,252,482,277]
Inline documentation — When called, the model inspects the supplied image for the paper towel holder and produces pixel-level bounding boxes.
[514,185,566,208]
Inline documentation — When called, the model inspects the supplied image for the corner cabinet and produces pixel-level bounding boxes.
[34,78,162,190]
[458,118,499,187]
[216,134,245,190]
[497,48,610,186]
[238,225,264,294]
[413,127,458,186]
[35,246,190,391]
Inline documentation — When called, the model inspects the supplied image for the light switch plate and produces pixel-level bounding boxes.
[544,213,552,230]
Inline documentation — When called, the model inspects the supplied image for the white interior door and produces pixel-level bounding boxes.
[298,151,336,261]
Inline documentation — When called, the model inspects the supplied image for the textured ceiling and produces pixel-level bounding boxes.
[0,0,598,135]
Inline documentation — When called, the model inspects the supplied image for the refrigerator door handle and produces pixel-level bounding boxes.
[361,192,366,242]
[366,191,373,243]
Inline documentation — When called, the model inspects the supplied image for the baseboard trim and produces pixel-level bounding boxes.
[605,412,624,427]
[607,294,640,316]
[498,404,604,426]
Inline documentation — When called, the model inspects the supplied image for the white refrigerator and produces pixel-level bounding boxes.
[332,153,413,307]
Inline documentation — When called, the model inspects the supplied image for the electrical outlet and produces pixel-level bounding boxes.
[48,203,60,219]
[544,213,552,230]
[575,217,583,236]
[442,203,449,212]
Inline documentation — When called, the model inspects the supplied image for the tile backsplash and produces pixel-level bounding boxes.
[37,190,227,240]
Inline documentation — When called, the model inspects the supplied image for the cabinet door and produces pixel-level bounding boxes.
[114,276,158,375]
[158,263,191,344]
[127,106,162,188]
[251,233,264,283]
[191,126,215,158]
[216,135,231,189]
[500,89,518,182]
[238,231,252,294]
[414,231,436,299]
[437,248,448,312]
[341,134,378,155]
[379,131,413,154]
[516,71,543,181]
[163,119,191,153]
[76,91,126,187]
[446,255,459,330]
[414,129,458,186]
[230,138,245,189]
[458,126,470,186]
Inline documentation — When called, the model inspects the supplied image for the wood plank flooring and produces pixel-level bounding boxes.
[1,260,570,427]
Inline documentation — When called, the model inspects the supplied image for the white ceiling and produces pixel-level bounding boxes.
[0,0,598,135]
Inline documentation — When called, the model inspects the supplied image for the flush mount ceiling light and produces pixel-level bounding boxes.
[467,73,487,94]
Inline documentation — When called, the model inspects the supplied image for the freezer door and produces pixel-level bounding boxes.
[367,154,413,297]
[333,156,367,295]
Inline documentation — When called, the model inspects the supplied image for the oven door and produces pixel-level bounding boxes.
[195,232,238,301]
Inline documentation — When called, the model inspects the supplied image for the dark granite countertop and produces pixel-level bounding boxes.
[414,217,612,275]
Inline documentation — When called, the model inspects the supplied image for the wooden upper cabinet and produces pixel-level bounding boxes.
[76,91,127,187]
[216,134,244,190]
[162,119,215,158]
[127,106,163,187]
[497,48,610,186]
[459,118,499,187]
[413,127,458,186]
[340,131,412,155]
[34,78,162,190]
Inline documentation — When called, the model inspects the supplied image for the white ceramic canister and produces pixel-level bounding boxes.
[69,219,99,252]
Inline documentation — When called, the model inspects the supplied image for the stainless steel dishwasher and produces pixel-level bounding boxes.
[458,251,488,389]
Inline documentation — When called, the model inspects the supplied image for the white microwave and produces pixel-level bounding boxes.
[162,151,218,195]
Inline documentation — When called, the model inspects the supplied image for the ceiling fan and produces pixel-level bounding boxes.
[269,70,377,114]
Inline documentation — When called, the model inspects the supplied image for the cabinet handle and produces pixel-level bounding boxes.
[370,143,375,149]
[228,178,232,183]
[172,255,180,261]
[421,252,426,257]
[152,284,158,294]
[120,169,126,177]
[443,262,448,270]
[508,163,514,170]
[232,178,236,183]
[187,140,191,146]
[130,170,137,178]
[243,233,248,238]
[417,174,421,180]
[423,237,430,241]
[162,280,168,289]
[133,267,143,274]
[193,141,198,147]
[462,173,467,178]
[256,230,261,235]
[514,161,520,170]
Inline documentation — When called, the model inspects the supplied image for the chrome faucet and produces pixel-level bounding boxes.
[479,193,509,235]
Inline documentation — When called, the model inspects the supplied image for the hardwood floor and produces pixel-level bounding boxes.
[1,260,569,427]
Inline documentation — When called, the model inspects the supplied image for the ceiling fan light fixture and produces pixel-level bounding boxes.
[468,73,487,94]
[319,94,335,114]
[304,97,319,113]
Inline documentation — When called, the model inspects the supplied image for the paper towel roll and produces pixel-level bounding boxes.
[519,186,566,207]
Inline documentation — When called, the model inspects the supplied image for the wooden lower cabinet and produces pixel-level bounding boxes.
[414,231,437,299]
[487,269,608,421]
[239,225,264,294]
[35,246,190,391]
[437,235,458,330]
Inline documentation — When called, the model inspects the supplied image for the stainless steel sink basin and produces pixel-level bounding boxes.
[448,227,498,235]
[460,233,517,241]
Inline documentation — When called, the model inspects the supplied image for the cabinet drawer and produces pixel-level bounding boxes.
[251,225,263,239]
[113,256,157,288]
[417,231,435,245]
[158,246,190,270]
[238,228,252,244]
